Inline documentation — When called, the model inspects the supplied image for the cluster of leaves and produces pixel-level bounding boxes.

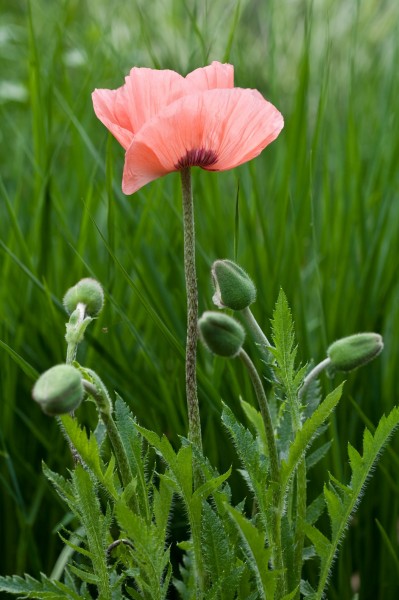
[1,292,398,599]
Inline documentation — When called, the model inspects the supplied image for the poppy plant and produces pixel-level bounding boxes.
[92,61,284,194]
[93,62,283,477]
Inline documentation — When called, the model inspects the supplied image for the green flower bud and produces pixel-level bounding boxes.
[198,311,245,358]
[32,364,84,416]
[327,333,383,373]
[212,259,256,311]
[63,278,104,317]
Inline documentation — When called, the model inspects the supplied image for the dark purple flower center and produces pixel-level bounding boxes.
[176,148,218,170]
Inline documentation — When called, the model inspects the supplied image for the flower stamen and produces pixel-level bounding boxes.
[176,148,218,169]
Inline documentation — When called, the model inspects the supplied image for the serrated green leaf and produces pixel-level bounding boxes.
[280,384,344,495]
[306,493,325,526]
[270,289,301,421]
[313,405,399,598]
[152,475,174,536]
[300,579,317,598]
[282,587,300,600]
[202,503,239,600]
[60,415,118,499]
[240,398,268,456]
[0,572,82,599]
[42,462,75,505]
[347,441,362,474]
[323,484,343,539]
[115,495,171,600]
[302,521,331,560]
[135,424,193,500]
[67,565,99,586]
[115,395,150,521]
[225,504,278,600]
[221,404,271,533]
[192,467,232,503]
[58,531,92,560]
[72,466,111,599]
[205,568,245,600]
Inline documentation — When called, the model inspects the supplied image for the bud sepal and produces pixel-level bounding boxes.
[32,364,84,416]
[198,311,245,358]
[63,278,104,317]
[212,259,256,311]
[327,333,383,373]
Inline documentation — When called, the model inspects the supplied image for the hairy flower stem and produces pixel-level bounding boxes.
[240,307,276,382]
[82,379,135,499]
[299,357,331,399]
[241,306,272,350]
[180,168,205,596]
[239,349,287,595]
[61,304,89,465]
[65,303,86,365]
[180,168,203,458]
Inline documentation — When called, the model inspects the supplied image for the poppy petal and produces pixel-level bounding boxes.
[122,143,172,195]
[92,88,136,150]
[185,61,234,90]
[92,68,187,148]
[92,62,234,150]
[122,88,283,194]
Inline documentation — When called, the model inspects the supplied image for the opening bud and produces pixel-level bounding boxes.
[198,311,245,358]
[63,278,104,317]
[212,259,256,311]
[32,364,84,416]
[327,333,383,373]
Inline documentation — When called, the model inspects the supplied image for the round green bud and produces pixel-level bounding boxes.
[198,311,245,358]
[32,364,84,416]
[212,259,256,311]
[327,333,383,373]
[63,278,104,317]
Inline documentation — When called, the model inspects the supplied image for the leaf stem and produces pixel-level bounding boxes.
[180,168,203,459]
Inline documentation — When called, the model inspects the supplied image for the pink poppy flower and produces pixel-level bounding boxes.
[92,61,283,194]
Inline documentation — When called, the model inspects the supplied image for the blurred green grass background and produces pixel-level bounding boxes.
[1,0,399,597]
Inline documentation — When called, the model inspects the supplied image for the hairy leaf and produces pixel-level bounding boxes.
[280,384,344,496]
[72,466,111,598]
[115,395,150,521]
[306,405,399,598]
[60,415,118,499]
[221,404,272,533]
[0,572,83,599]
[225,504,278,600]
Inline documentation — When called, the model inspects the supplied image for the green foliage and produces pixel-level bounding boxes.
[302,406,399,598]
[114,499,171,600]
[114,395,150,520]
[221,403,272,535]
[60,414,119,499]
[270,290,308,427]
[201,502,244,600]
[1,0,399,597]
[225,504,278,599]
[279,384,344,494]
[0,572,86,599]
